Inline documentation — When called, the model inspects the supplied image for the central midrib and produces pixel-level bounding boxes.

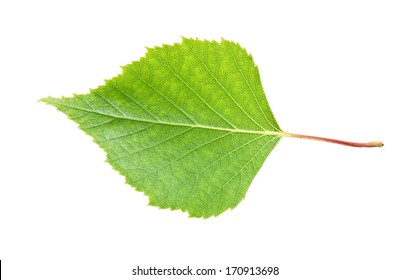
[46,99,284,136]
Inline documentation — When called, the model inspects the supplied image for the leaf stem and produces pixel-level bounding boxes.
[282,132,384,148]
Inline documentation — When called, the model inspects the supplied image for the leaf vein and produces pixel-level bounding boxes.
[199,137,275,210]
[110,82,159,121]
[186,39,268,131]
[225,43,279,131]
[126,67,198,125]
[157,135,269,204]
[112,127,194,162]
[46,100,283,136]
[151,48,238,129]
[94,92,126,117]
[99,123,155,143]
[130,132,234,183]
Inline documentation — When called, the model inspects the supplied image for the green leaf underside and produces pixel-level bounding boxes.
[42,38,282,218]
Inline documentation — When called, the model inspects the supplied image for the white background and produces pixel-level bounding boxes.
[1,0,408,279]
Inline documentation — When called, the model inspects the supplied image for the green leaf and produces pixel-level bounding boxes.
[40,38,382,218]
[41,38,281,217]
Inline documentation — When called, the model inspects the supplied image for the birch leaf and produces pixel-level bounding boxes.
[41,38,382,218]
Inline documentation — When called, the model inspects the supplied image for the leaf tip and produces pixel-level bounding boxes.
[38,96,55,105]
[38,97,47,103]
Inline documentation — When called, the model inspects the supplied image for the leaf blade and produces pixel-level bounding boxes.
[41,38,282,217]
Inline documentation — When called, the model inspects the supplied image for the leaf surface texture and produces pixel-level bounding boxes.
[42,38,282,217]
